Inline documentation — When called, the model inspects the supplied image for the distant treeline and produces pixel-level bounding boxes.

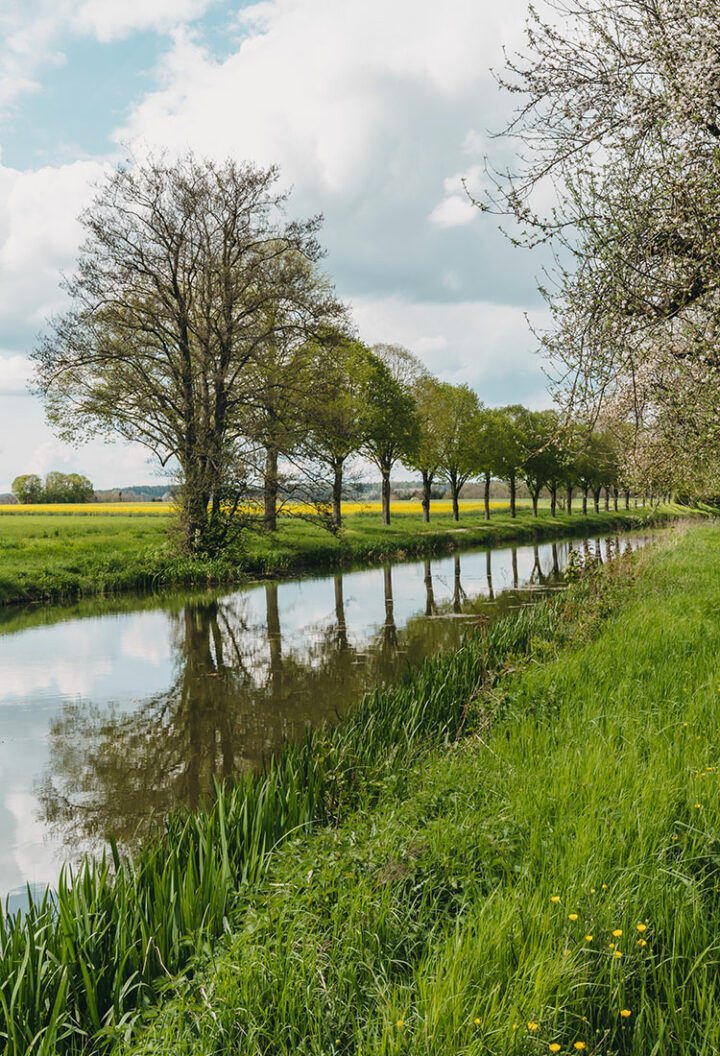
[11,472,94,504]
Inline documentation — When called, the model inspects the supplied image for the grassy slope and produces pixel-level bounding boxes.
[120,524,720,1056]
[0,502,686,605]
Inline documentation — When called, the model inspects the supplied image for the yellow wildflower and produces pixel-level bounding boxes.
[396,1019,403,1029]
[574,1044,586,1051]
[620,1009,632,1018]
[528,1022,539,1031]
[638,939,647,947]
[568,913,578,921]
[636,924,647,932]
[474,1017,481,1025]
[585,934,593,942]
[614,950,623,959]
[612,929,623,937]
[549,1046,561,1053]
[551,896,561,903]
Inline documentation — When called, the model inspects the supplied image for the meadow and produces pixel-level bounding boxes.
[0,499,682,605]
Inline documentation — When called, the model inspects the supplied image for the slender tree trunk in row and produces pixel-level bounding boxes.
[604,487,610,511]
[531,489,539,517]
[264,446,279,532]
[332,456,343,529]
[451,474,460,522]
[567,484,573,516]
[613,487,619,511]
[484,473,491,521]
[625,490,630,509]
[593,487,601,514]
[550,486,557,517]
[510,474,516,518]
[381,467,391,526]
[582,487,588,515]
[421,469,433,523]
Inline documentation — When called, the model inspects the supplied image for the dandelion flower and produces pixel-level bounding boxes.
[636,924,647,932]
[396,1020,403,1028]
[549,1045,561,1053]
[585,935,593,942]
[574,1044,587,1051]
[474,1017,481,1025]
[602,884,608,889]
[614,950,623,959]
[612,929,623,937]
[695,803,702,809]
[620,1010,632,1018]
[564,948,571,956]
[551,896,561,903]
[513,1023,519,1030]
[638,939,647,947]
[528,1022,539,1031]
[569,913,578,921]
[609,943,615,949]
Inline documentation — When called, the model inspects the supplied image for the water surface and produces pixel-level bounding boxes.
[0,531,655,906]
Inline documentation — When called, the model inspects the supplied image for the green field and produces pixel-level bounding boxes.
[0,501,686,605]
[109,522,720,1056]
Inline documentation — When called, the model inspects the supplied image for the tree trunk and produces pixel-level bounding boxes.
[332,457,343,529]
[183,484,210,552]
[625,489,630,509]
[604,486,610,511]
[421,469,432,523]
[613,487,619,511]
[582,487,588,515]
[264,446,279,532]
[550,485,557,517]
[510,474,516,518]
[531,491,538,517]
[381,467,391,526]
[593,487,601,514]
[450,472,460,522]
[484,473,491,521]
[567,484,573,516]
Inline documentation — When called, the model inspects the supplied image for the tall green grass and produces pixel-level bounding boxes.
[1,549,610,1055]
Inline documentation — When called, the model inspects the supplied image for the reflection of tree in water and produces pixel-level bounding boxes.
[39,536,643,854]
[37,576,464,851]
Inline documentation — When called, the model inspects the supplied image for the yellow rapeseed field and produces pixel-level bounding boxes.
[0,500,513,515]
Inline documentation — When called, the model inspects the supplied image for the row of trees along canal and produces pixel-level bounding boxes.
[33,155,669,555]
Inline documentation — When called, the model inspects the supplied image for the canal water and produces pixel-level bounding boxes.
[0,531,656,908]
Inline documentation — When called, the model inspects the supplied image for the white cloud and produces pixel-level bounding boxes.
[116,0,528,194]
[0,353,32,394]
[350,294,553,406]
[0,158,110,327]
[72,0,216,42]
[429,194,477,228]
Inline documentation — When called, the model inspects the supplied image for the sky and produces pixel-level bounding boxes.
[0,0,552,491]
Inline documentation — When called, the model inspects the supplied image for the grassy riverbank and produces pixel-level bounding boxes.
[0,501,688,605]
[108,522,720,1056]
[0,517,652,1055]
[4,522,718,1054]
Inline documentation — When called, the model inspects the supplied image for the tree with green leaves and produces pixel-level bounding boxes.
[407,375,447,522]
[11,474,44,504]
[304,334,370,529]
[360,352,420,526]
[435,383,484,522]
[33,154,342,553]
[489,405,526,518]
